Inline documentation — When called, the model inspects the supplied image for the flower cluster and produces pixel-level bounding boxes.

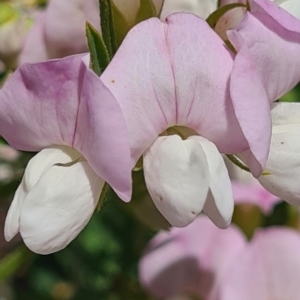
[0,0,300,259]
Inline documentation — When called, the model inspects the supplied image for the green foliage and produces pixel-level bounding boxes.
[0,246,33,282]
[86,22,110,76]
[279,83,300,102]
[99,0,129,57]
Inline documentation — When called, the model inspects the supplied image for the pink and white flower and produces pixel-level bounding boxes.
[0,54,131,254]
[139,216,247,299]
[100,13,269,228]
[140,216,300,300]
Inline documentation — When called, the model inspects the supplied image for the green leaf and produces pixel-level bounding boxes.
[206,3,246,29]
[99,0,130,56]
[135,0,157,24]
[99,0,113,58]
[86,22,110,75]
[0,246,33,282]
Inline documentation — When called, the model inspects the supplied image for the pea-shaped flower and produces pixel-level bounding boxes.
[99,13,269,228]
[0,54,131,254]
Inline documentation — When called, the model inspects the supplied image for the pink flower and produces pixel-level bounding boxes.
[225,0,300,204]
[139,216,247,299]
[100,13,269,228]
[20,0,100,63]
[226,157,281,213]
[140,216,300,300]
[218,227,300,300]
[0,55,131,254]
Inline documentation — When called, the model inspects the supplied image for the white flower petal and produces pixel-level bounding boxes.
[24,146,81,191]
[143,135,209,227]
[259,103,300,205]
[4,146,81,242]
[4,179,27,241]
[189,136,234,228]
[19,161,104,255]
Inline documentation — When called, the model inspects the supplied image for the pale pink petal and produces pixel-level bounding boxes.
[166,14,246,154]
[219,228,300,300]
[0,54,132,200]
[101,17,175,167]
[229,30,271,176]
[20,161,104,254]
[44,0,100,58]
[229,3,300,101]
[143,136,209,227]
[232,180,280,213]
[0,54,85,151]
[102,13,249,167]
[75,55,132,201]
[139,216,247,299]
[21,0,100,63]
[19,12,49,64]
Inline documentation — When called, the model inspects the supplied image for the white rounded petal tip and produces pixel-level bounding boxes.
[143,135,210,227]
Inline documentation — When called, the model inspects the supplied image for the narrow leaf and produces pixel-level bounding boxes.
[99,0,113,58]
[86,22,110,75]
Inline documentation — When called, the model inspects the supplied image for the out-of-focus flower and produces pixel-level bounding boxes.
[0,144,20,162]
[258,103,300,206]
[226,156,281,213]
[218,228,300,300]
[20,0,100,63]
[0,54,131,254]
[101,13,269,228]
[139,216,247,299]
[0,165,14,182]
[0,3,32,68]
[140,217,300,300]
